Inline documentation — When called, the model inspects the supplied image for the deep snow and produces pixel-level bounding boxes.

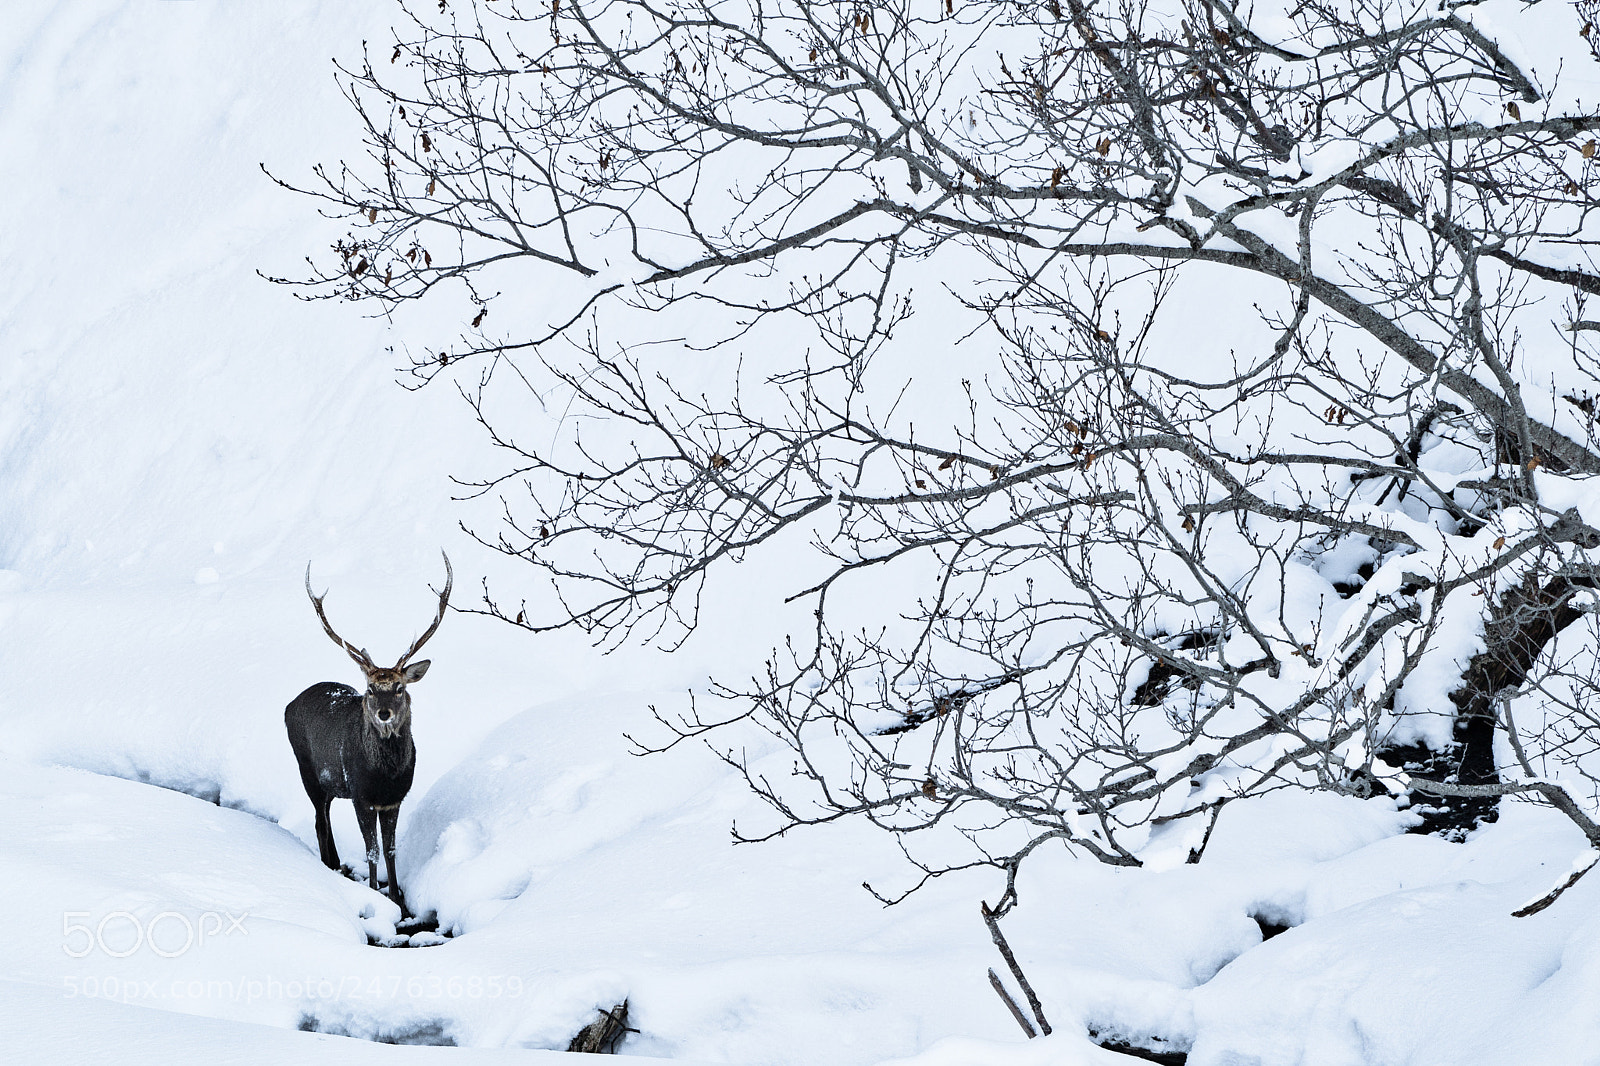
[5,2,1600,1064]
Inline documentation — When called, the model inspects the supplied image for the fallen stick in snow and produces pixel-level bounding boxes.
[566,1000,635,1054]
[987,968,1037,1038]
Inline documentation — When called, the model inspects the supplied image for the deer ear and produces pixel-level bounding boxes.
[403,659,431,683]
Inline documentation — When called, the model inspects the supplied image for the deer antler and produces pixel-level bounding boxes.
[304,564,377,671]
[396,551,453,668]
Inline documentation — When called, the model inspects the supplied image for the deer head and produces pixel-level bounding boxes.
[304,552,452,739]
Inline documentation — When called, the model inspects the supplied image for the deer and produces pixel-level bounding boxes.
[285,552,451,908]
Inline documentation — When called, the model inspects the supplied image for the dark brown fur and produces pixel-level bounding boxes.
[287,555,450,907]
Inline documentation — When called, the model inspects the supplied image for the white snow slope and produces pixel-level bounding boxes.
[2,2,1599,1065]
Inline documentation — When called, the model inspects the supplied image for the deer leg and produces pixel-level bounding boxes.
[378,805,404,909]
[314,794,338,871]
[294,755,339,871]
[354,802,380,891]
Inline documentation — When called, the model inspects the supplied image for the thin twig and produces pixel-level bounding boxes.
[1513,850,1600,918]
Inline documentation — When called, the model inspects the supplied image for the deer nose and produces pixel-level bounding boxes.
[377,708,392,721]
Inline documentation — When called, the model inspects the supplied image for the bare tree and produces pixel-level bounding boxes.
[275,0,1600,912]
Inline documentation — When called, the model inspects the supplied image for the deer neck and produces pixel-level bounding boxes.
[361,717,414,771]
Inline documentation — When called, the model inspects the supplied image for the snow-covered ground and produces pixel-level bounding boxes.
[4,2,1600,1064]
